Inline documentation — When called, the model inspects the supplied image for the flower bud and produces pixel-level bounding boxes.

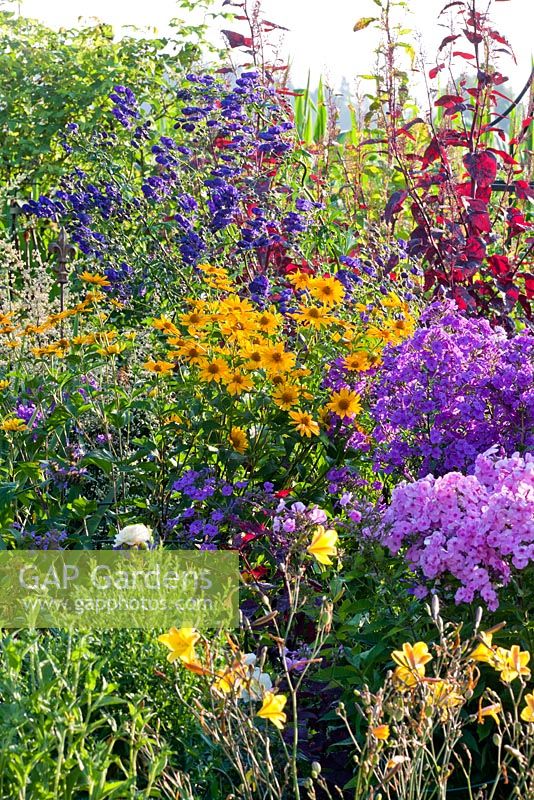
[311,762,321,778]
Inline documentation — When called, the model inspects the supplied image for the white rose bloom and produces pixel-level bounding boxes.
[114,523,152,547]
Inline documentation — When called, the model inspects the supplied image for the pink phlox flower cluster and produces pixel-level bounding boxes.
[378,449,534,610]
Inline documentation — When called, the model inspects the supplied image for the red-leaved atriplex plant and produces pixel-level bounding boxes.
[378,0,533,324]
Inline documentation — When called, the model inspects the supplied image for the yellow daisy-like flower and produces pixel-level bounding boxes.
[387,315,416,341]
[176,342,207,365]
[520,692,534,723]
[0,380,9,390]
[199,358,229,384]
[307,526,338,565]
[152,316,180,337]
[371,724,390,741]
[164,413,183,425]
[179,310,208,331]
[326,388,362,419]
[157,627,200,664]
[261,344,296,375]
[309,276,345,306]
[228,426,248,454]
[79,271,110,287]
[344,352,371,372]
[292,305,334,329]
[241,341,268,371]
[97,344,124,356]
[391,642,432,688]
[224,371,254,396]
[272,383,300,410]
[286,270,311,290]
[289,410,320,438]
[0,417,27,432]
[256,310,282,335]
[257,692,287,730]
[382,292,404,309]
[143,360,175,374]
[72,334,96,346]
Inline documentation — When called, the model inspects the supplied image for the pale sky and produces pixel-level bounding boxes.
[10,0,533,95]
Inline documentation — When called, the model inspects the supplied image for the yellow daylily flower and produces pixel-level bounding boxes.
[469,632,495,664]
[157,627,200,664]
[307,526,338,565]
[371,724,390,741]
[391,642,432,687]
[256,692,287,730]
[520,692,534,723]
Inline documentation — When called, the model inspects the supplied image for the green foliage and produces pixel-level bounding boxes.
[0,5,213,197]
[0,629,169,799]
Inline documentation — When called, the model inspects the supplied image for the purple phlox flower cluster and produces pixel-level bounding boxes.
[369,302,534,477]
[326,467,384,527]
[377,449,534,610]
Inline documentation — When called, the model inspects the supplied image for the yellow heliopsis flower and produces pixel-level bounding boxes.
[287,270,311,290]
[391,642,432,687]
[72,334,96,346]
[224,371,254,396]
[344,352,371,372]
[179,310,208,331]
[291,305,334,329]
[495,645,531,683]
[261,344,296,375]
[469,632,495,664]
[0,380,9,390]
[371,724,390,741]
[79,271,110,287]
[199,358,229,384]
[164,413,183,425]
[520,693,534,722]
[98,344,124,356]
[272,383,300,410]
[176,342,207,365]
[157,627,200,664]
[152,316,180,337]
[256,310,282,335]
[289,410,320,438]
[241,341,268,371]
[229,426,248,454]
[257,692,287,730]
[307,526,338,565]
[326,388,362,419]
[478,699,502,725]
[382,292,403,309]
[387,316,416,341]
[309,276,345,306]
[366,325,396,344]
[143,360,175,375]
[0,417,27,432]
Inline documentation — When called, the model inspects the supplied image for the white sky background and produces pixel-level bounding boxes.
[10,0,534,97]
